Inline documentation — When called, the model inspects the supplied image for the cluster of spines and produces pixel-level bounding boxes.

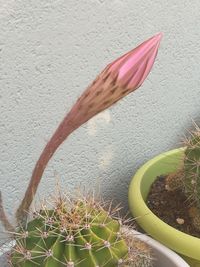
[183,128,200,207]
[9,194,152,267]
[120,228,153,267]
[165,169,184,192]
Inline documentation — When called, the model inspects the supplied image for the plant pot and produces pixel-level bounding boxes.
[0,229,189,267]
[132,229,189,267]
[129,148,200,267]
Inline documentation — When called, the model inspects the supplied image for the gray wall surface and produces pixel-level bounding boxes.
[1,0,200,247]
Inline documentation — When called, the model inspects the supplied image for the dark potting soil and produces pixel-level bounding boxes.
[147,175,200,238]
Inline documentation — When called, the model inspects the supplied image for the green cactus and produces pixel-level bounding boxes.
[10,196,152,267]
[183,130,200,207]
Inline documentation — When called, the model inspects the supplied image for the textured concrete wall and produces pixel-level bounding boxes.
[1,0,200,247]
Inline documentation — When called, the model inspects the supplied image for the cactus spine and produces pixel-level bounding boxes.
[183,130,200,207]
[121,229,153,267]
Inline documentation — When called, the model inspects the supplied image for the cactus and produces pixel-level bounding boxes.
[183,130,200,207]
[10,195,152,267]
[0,33,162,267]
[165,169,184,192]
[188,206,200,232]
[178,127,200,232]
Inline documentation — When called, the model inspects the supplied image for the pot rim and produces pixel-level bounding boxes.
[128,147,200,260]
[130,229,189,267]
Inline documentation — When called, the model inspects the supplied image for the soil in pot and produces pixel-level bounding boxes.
[147,175,200,238]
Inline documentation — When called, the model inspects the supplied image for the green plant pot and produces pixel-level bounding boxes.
[129,148,200,267]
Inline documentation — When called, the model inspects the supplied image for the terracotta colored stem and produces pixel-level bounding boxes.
[16,115,75,224]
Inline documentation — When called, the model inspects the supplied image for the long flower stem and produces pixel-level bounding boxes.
[14,33,162,226]
[15,115,75,224]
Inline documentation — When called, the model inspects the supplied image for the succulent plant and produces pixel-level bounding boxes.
[183,129,200,207]
[165,169,184,192]
[0,33,162,267]
[164,126,200,232]
[10,195,152,267]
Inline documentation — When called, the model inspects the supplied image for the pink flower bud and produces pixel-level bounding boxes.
[66,33,163,128]
[108,32,162,89]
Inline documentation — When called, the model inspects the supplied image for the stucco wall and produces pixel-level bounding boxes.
[1,0,200,248]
